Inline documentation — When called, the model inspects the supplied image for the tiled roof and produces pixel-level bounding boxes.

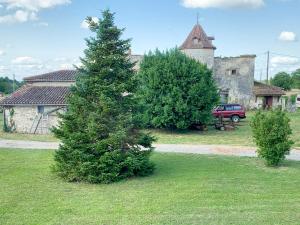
[24,70,77,82]
[0,86,70,106]
[253,81,285,96]
[180,24,216,50]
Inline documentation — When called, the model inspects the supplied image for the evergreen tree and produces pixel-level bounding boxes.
[52,10,154,184]
[137,49,219,129]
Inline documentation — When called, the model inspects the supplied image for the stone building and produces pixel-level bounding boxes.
[0,70,75,134]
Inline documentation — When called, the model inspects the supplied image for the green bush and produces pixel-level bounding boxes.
[271,72,292,91]
[291,69,300,89]
[137,49,219,129]
[250,110,293,166]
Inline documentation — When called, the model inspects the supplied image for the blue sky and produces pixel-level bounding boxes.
[0,0,300,80]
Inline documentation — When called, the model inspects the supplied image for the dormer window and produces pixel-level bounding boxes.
[193,38,199,44]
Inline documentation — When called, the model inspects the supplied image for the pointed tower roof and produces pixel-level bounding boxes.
[180,24,216,50]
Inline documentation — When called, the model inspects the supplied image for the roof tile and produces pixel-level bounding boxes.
[253,81,285,96]
[0,86,70,106]
[180,24,216,50]
[24,70,77,82]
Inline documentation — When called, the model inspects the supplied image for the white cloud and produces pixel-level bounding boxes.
[0,10,37,24]
[0,0,71,24]
[1,0,71,11]
[60,63,74,69]
[0,65,6,73]
[0,49,4,56]
[35,22,48,27]
[181,0,265,9]
[278,31,297,42]
[271,56,300,66]
[12,56,39,64]
[81,17,99,29]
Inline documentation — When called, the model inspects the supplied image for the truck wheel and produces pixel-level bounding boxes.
[231,115,240,123]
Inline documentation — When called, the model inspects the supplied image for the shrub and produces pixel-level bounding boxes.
[290,95,297,105]
[137,49,219,129]
[250,110,294,166]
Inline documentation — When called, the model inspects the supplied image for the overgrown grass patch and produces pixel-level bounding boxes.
[1,149,300,225]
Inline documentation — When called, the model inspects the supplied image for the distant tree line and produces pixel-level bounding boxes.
[271,69,300,91]
[0,77,23,94]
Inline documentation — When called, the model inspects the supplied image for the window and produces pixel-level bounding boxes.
[193,38,199,44]
[225,105,234,111]
[220,94,229,104]
[231,69,237,75]
[37,106,44,114]
[217,105,225,111]
[297,98,300,101]
[233,105,242,110]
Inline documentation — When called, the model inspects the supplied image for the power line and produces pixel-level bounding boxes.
[269,52,300,59]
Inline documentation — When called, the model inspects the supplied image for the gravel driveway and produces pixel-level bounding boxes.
[1,139,300,161]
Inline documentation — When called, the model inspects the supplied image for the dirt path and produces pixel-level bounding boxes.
[1,139,300,161]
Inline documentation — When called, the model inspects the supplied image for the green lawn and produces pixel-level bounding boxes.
[1,110,300,147]
[1,149,300,225]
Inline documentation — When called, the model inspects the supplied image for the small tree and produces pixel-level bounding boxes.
[137,49,219,129]
[271,72,292,91]
[52,10,154,184]
[250,110,294,166]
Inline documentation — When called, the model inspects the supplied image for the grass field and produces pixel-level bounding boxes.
[1,110,300,147]
[1,149,300,225]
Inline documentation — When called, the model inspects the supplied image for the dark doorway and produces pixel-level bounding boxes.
[264,96,273,109]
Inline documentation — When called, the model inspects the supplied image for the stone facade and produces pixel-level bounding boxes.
[181,48,215,69]
[213,55,256,107]
[3,105,65,134]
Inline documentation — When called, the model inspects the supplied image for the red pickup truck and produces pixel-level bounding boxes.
[212,104,246,122]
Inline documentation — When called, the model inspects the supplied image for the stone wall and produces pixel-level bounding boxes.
[181,49,215,69]
[214,55,256,108]
[3,105,65,134]
[130,55,144,71]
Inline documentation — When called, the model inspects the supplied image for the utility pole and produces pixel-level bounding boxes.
[266,51,270,84]
[12,74,16,92]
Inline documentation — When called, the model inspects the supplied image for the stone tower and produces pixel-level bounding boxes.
[180,23,216,69]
